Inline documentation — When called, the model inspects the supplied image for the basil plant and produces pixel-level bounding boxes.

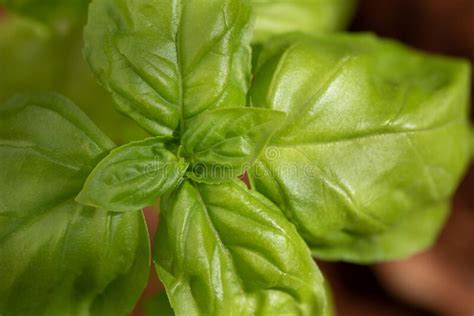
[0,0,472,315]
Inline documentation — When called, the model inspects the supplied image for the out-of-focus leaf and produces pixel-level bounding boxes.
[251,0,356,43]
[0,15,149,144]
[0,93,150,316]
[142,291,175,316]
[1,0,90,33]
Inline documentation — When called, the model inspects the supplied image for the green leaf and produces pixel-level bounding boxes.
[251,0,356,43]
[0,93,150,315]
[77,137,188,212]
[0,17,62,100]
[249,33,472,263]
[0,15,149,144]
[141,291,175,316]
[84,0,253,137]
[471,128,474,159]
[180,108,285,183]
[155,180,330,315]
[1,0,90,33]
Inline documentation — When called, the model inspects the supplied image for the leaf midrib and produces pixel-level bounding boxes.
[273,117,465,148]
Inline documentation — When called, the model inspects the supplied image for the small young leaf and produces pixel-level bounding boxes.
[180,108,286,183]
[249,33,472,263]
[84,0,253,137]
[0,93,150,315]
[155,180,331,316]
[77,137,188,212]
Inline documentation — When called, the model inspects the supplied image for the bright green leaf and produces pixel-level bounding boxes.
[0,93,150,315]
[0,15,149,144]
[155,180,330,315]
[180,108,285,183]
[251,0,356,43]
[249,33,472,263]
[84,0,253,137]
[77,137,188,212]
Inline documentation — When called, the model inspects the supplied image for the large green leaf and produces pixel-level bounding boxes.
[155,180,330,315]
[181,108,285,183]
[0,93,150,315]
[84,0,253,137]
[251,0,356,43]
[77,137,188,212]
[249,33,472,263]
[0,15,149,144]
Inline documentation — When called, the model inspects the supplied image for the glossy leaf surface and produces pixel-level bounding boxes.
[155,180,330,315]
[84,0,253,137]
[181,108,285,183]
[0,93,150,315]
[249,33,472,262]
[77,137,188,212]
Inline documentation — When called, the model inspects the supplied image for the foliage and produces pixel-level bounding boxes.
[0,0,471,315]
[249,33,472,262]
